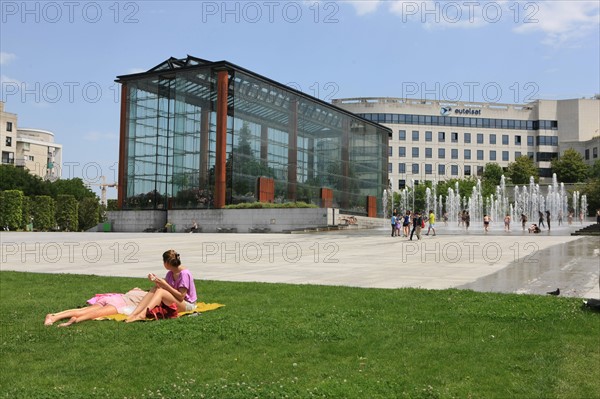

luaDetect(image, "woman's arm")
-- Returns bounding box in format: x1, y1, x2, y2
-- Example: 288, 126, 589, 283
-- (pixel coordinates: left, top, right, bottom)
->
152, 276, 187, 302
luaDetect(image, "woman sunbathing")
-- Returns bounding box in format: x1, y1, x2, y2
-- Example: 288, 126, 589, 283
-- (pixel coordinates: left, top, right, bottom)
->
44, 288, 147, 327
126, 249, 197, 323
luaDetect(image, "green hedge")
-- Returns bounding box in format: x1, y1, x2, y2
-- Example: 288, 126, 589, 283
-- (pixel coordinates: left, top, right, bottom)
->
32, 196, 55, 231
21, 196, 32, 230
0, 190, 24, 230
56, 194, 78, 231
224, 201, 318, 209
79, 197, 100, 231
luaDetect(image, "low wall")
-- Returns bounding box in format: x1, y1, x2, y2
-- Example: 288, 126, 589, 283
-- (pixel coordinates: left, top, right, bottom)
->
107, 208, 337, 233
106, 210, 167, 233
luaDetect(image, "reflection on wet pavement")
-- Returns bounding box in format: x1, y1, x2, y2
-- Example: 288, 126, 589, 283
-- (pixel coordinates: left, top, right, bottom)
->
459, 236, 600, 297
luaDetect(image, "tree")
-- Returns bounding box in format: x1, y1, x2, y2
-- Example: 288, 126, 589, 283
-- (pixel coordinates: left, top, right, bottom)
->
591, 160, 600, 179
50, 178, 97, 201
506, 156, 538, 185
481, 163, 504, 198
0, 165, 52, 196
551, 148, 590, 183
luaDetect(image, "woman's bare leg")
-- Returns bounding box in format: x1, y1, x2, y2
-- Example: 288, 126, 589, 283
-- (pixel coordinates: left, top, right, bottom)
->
45, 305, 104, 326
126, 288, 181, 322
124, 288, 157, 322
58, 305, 118, 327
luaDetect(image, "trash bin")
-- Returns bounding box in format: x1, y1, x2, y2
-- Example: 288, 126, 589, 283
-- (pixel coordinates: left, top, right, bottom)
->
171, 224, 176, 233
26, 223, 33, 232
103, 222, 112, 232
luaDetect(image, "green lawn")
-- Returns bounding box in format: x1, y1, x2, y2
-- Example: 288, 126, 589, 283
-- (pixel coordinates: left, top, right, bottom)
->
1, 271, 598, 398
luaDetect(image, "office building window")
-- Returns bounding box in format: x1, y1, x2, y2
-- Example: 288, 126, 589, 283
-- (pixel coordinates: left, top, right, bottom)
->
515, 135, 522, 145
438, 164, 445, 175
464, 165, 471, 176
425, 148, 432, 158
585, 149, 590, 160
502, 135, 509, 145
399, 163, 406, 173
515, 151, 522, 159
451, 132, 458, 143
477, 166, 484, 176
451, 165, 458, 176
5, 136, 11, 147
594, 147, 598, 158
490, 150, 496, 161
477, 150, 484, 160
412, 147, 419, 158
425, 164, 433, 175
425, 131, 432, 142
399, 179, 406, 189
389, 146, 393, 156
464, 133, 471, 143
528, 151, 534, 160
399, 147, 406, 157
527, 136, 534, 146
438, 148, 445, 159
490, 134, 496, 145
464, 149, 471, 160
438, 132, 445, 142
477, 133, 484, 144
6, 122, 13, 132
502, 151, 509, 161
451, 149, 458, 159
388, 163, 392, 173
412, 163, 419, 174
399, 130, 406, 140
412, 130, 419, 141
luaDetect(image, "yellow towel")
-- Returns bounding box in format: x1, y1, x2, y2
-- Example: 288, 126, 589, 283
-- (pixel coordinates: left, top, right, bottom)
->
95, 302, 225, 322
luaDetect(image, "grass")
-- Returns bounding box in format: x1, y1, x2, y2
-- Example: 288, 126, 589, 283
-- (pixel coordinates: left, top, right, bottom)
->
1, 271, 599, 399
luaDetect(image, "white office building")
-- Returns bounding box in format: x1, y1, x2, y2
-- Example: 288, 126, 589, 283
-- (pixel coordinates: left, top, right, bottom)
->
0, 102, 62, 180
333, 97, 600, 190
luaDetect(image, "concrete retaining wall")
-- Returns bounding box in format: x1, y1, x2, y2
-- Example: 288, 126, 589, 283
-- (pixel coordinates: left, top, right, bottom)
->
107, 208, 337, 233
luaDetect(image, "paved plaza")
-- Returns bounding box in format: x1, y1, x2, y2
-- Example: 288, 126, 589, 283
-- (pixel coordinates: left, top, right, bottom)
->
1, 224, 599, 298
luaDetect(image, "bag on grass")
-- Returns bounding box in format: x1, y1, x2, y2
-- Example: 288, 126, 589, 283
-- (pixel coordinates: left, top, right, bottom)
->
146, 301, 179, 320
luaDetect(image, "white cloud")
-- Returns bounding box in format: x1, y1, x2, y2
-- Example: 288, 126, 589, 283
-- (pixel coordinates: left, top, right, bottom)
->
0, 52, 16, 65
84, 132, 118, 142
348, 0, 381, 16
513, 2, 600, 47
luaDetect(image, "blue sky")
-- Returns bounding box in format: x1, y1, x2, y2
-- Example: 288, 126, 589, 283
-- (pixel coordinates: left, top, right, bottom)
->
1, 0, 599, 198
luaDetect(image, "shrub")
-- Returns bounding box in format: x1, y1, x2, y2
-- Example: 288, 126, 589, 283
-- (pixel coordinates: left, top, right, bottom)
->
0, 190, 24, 230
56, 194, 78, 231
21, 196, 32, 229
79, 197, 100, 231
31, 196, 55, 231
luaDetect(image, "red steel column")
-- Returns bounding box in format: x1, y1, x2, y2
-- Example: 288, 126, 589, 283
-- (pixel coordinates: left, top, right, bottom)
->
199, 108, 210, 187
117, 83, 128, 209
287, 99, 298, 201
214, 70, 229, 208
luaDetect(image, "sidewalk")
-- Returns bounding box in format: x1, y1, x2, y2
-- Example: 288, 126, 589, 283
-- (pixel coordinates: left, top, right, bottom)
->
1, 227, 598, 298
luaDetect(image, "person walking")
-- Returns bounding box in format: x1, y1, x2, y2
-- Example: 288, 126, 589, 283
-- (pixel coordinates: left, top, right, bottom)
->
483, 214, 491, 233
546, 210, 551, 231
538, 211, 545, 228
402, 210, 411, 237
464, 211, 470, 230
504, 214, 511, 232
425, 210, 436, 236
520, 213, 528, 231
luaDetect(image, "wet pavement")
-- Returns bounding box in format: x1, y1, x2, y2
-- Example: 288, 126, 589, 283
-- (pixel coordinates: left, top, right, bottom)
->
1, 223, 598, 298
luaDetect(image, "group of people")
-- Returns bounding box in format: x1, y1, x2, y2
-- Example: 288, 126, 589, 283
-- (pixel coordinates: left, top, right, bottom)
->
44, 249, 197, 327
391, 209, 436, 240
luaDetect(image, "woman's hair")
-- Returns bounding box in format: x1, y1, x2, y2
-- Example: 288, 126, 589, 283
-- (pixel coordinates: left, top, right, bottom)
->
162, 249, 181, 267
